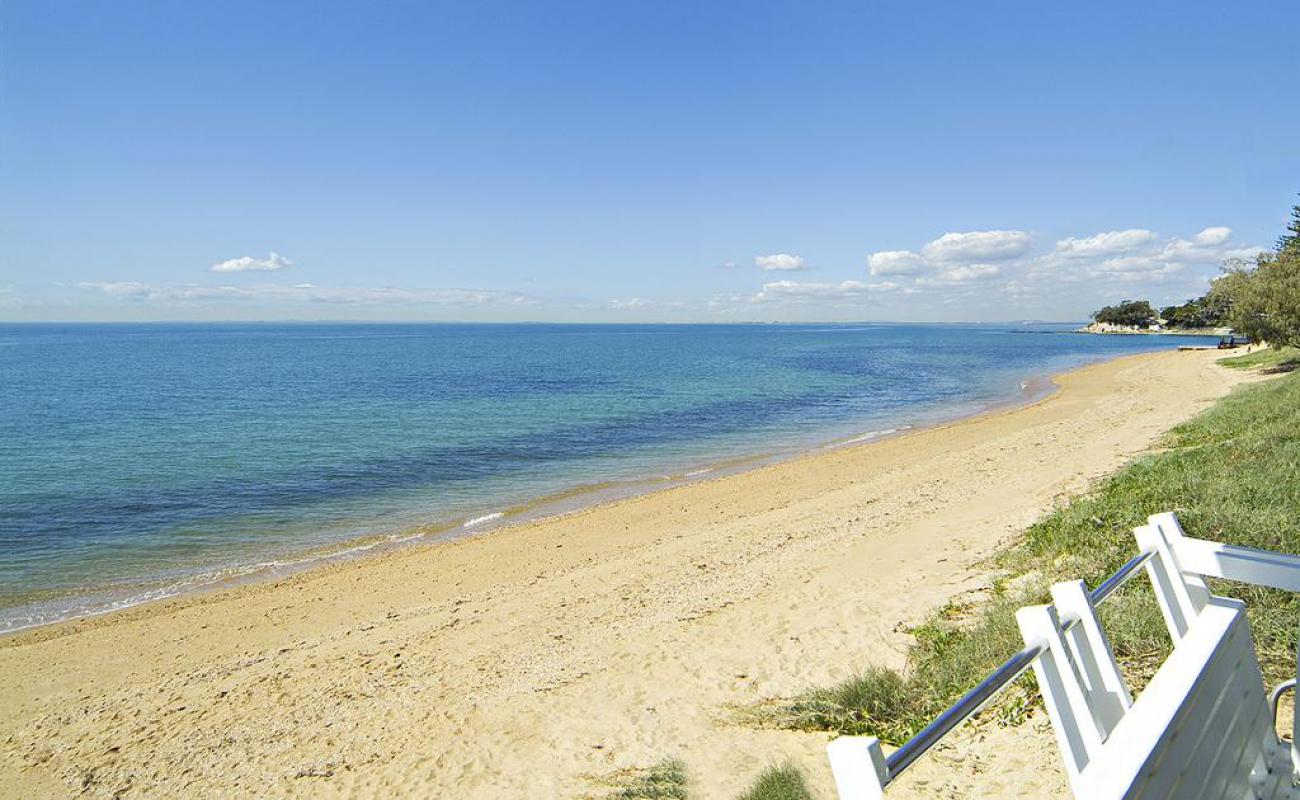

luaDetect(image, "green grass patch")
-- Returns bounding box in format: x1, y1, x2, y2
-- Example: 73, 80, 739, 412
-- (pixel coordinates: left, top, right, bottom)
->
606, 759, 689, 799
736, 765, 814, 800
749, 369, 1300, 743
1219, 345, 1300, 372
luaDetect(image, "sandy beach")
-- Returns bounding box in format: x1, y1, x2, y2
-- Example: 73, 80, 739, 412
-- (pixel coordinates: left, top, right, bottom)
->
0, 348, 1255, 799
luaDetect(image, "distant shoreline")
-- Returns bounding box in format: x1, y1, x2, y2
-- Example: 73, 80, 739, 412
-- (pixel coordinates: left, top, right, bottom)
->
1075, 322, 1226, 336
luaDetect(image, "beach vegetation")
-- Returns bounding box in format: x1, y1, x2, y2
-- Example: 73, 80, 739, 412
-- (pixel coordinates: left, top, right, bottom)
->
735, 764, 814, 800
745, 363, 1300, 744
1278, 198, 1300, 255
1220, 345, 1300, 373
606, 759, 689, 799
1211, 251, 1300, 351
1205, 199, 1300, 349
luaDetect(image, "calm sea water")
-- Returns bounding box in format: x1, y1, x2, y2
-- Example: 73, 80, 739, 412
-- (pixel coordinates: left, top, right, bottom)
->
0, 322, 1216, 631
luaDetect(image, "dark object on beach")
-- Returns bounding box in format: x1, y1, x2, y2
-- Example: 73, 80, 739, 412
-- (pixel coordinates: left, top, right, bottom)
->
1262, 359, 1300, 374
1218, 335, 1253, 349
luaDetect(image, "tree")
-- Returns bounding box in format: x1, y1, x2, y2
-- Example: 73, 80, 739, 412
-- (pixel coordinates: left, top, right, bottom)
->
1213, 243, 1300, 350
1200, 288, 1233, 327
1093, 299, 1158, 327
1278, 198, 1300, 256
1158, 295, 1230, 329
1097, 197, 1299, 342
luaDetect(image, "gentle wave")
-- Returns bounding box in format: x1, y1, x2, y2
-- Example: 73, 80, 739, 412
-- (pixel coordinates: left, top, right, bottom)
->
0, 524, 455, 634
837, 425, 913, 446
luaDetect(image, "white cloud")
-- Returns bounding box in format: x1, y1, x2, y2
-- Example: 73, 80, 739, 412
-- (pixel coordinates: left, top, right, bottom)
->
931, 264, 1003, 283
210, 251, 294, 273
867, 250, 930, 276
1192, 226, 1232, 246
1158, 235, 1259, 263
1054, 229, 1157, 258
755, 253, 807, 271
77, 282, 539, 307
921, 230, 1031, 262
852, 223, 1264, 317
751, 279, 899, 303
78, 282, 246, 300
1092, 256, 1169, 274
865, 230, 1028, 282
1031, 225, 1264, 284
606, 297, 688, 312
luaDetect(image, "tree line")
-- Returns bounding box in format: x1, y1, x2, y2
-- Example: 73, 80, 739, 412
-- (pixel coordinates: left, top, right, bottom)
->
1091, 295, 1229, 329
1210, 200, 1300, 348
1092, 198, 1300, 348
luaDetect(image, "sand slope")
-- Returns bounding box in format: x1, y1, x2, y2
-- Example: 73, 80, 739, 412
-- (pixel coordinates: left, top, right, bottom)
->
0, 349, 1253, 799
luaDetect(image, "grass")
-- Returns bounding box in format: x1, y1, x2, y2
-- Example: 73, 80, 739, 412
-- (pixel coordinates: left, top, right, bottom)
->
1220, 345, 1300, 373
606, 759, 689, 800
602, 760, 814, 800
736, 765, 814, 800
747, 363, 1300, 744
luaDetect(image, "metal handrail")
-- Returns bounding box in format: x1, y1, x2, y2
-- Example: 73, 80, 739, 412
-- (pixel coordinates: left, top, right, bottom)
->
1270, 678, 1296, 731
882, 548, 1157, 784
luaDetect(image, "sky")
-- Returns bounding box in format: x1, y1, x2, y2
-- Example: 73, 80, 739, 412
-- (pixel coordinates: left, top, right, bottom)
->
2, 1, 1298, 323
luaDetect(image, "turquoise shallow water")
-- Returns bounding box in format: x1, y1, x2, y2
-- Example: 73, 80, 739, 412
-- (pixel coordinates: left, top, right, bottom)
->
0, 322, 1216, 631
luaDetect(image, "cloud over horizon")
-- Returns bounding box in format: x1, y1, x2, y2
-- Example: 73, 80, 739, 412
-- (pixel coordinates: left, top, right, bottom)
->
742, 224, 1269, 319
751, 279, 901, 303
13, 223, 1263, 323
77, 281, 539, 308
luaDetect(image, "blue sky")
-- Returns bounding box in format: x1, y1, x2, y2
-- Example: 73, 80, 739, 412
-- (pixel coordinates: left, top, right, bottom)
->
2, 1, 1297, 322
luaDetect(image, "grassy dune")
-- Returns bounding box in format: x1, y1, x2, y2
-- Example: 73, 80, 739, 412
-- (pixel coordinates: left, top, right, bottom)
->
620, 352, 1296, 798
749, 352, 1300, 750
1219, 346, 1300, 372
600, 352, 1295, 798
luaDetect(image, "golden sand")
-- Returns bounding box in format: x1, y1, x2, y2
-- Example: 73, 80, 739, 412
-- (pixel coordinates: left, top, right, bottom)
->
0, 349, 1254, 798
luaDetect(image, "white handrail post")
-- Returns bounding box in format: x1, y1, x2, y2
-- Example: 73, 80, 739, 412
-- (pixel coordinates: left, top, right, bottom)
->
827, 736, 888, 800
1017, 603, 1105, 793
1148, 512, 1212, 605
1135, 522, 1206, 642
1052, 579, 1132, 736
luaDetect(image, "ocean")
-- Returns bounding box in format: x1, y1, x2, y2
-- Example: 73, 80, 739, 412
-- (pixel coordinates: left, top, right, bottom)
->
0, 322, 1217, 632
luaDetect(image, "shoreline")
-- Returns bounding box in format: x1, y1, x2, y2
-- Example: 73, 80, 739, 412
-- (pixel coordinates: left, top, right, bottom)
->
1074, 325, 1226, 336
0, 357, 1066, 637
0, 348, 1252, 799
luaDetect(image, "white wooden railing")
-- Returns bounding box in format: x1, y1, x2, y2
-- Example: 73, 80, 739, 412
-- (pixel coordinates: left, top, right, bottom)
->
828, 512, 1300, 800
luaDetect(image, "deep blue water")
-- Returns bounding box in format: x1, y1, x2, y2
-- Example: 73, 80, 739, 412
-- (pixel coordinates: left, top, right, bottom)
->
0, 322, 1216, 631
